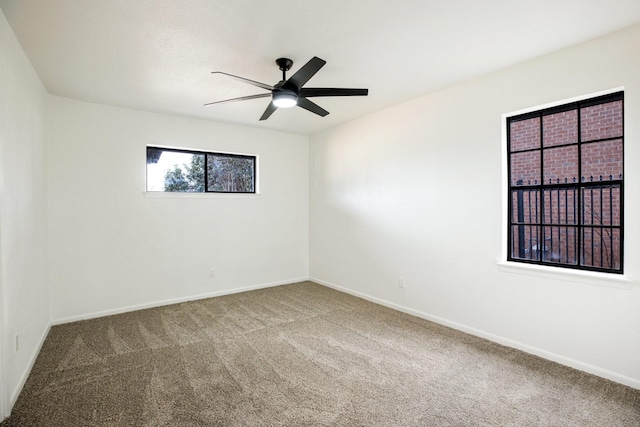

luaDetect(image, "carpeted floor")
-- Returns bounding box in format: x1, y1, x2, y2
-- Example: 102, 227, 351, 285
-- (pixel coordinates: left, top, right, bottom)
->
2, 281, 639, 426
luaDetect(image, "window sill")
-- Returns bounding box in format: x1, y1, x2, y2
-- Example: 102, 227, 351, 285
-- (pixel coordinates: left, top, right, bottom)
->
143, 191, 261, 199
497, 261, 631, 290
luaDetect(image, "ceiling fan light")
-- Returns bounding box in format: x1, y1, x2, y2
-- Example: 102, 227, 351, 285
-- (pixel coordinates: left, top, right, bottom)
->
272, 93, 297, 108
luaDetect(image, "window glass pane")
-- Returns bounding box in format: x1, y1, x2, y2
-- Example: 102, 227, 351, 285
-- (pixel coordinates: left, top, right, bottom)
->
509, 117, 540, 151
510, 151, 540, 186
581, 185, 621, 226
207, 154, 255, 193
146, 148, 204, 192
511, 189, 540, 224
543, 188, 577, 225
581, 227, 621, 270
542, 145, 578, 185
542, 226, 577, 265
543, 109, 577, 147
580, 100, 623, 142
510, 225, 541, 260
581, 139, 622, 182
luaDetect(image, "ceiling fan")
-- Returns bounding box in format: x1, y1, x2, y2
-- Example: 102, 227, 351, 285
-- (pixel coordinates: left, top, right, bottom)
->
205, 56, 368, 121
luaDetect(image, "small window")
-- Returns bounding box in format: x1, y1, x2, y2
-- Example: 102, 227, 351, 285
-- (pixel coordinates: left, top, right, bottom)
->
507, 92, 623, 273
146, 146, 256, 193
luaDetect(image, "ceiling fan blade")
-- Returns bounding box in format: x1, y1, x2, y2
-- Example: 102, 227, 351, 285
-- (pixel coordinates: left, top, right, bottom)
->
259, 102, 278, 121
299, 88, 368, 97
283, 56, 326, 90
211, 71, 273, 91
297, 97, 329, 117
204, 93, 271, 106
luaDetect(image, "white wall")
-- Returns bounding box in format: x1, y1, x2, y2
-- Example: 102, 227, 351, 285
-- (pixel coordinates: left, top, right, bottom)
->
1, 10, 638, 423
309, 24, 640, 388
47, 97, 309, 322
0, 8, 50, 414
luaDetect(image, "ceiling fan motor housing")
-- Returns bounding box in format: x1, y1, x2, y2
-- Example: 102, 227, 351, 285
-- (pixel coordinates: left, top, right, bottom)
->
272, 84, 298, 108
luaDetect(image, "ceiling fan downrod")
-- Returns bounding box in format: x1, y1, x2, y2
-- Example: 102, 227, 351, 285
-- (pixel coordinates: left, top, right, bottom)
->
275, 58, 293, 81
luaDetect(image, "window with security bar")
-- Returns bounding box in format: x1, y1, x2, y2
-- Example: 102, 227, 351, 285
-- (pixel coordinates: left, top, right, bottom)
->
507, 92, 623, 273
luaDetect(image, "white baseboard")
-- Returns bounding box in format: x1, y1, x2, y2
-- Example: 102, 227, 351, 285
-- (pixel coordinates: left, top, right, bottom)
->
10, 322, 51, 408
310, 277, 640, 390
51, 277, 310, 326
14, 273, 637, 422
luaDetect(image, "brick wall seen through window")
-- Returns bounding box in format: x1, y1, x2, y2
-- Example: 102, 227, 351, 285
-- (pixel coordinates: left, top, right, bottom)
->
507, 92, 623, 273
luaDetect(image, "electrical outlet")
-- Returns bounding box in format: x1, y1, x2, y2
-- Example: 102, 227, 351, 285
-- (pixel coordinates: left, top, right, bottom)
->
398, 276, 405, 289
209, 268, 216, 278
15, 334, 19, 353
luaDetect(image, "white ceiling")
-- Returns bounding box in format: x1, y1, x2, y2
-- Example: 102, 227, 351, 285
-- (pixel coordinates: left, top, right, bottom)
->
2, 0, 640, 136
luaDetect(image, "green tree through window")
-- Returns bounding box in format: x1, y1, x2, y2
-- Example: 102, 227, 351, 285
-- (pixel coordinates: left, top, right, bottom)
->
207, 156, 254, 192
164, 154, 204, 192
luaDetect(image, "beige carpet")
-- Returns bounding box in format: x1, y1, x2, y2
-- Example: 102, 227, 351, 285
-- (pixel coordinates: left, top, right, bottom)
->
2, 281, 638, 426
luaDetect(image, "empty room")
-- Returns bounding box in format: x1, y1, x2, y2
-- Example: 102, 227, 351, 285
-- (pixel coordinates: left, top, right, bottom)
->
1, 0, 639, 425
